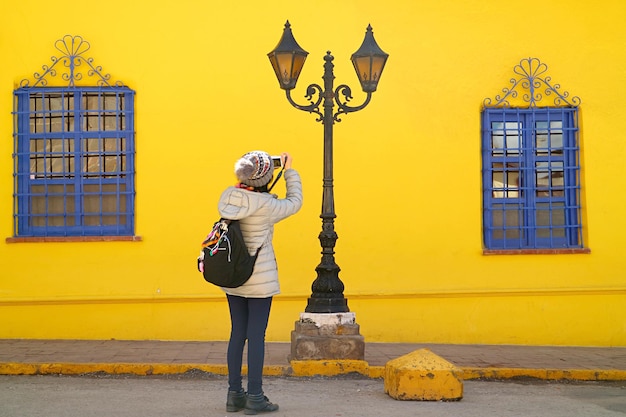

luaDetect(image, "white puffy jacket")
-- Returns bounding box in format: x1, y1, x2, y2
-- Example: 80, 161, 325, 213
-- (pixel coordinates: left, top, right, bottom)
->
217, 169, 303, 298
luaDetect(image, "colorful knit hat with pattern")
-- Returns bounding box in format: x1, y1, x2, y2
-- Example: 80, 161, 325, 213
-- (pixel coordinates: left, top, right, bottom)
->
234, 150, 274, 187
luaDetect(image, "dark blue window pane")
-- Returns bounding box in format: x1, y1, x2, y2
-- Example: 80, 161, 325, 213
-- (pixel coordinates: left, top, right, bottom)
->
482, 108, 582, 249
13, 87, 135, 237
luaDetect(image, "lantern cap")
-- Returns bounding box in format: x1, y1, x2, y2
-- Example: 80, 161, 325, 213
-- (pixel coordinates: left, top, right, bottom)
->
269, 21, 307, 54
267, 20, 309, 90
351, 24, 389, 92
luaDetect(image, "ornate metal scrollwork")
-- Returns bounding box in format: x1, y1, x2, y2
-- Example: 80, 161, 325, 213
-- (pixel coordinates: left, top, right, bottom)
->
286, 51, 374, 124
334, 84, 372, 122
19, 35, 123, 88
287, 82, 373, 123
286, 84, 324, 121
483, 57, 581, 108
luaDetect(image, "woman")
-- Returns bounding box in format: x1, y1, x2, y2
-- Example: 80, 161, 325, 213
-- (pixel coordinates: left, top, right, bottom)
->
217, 150, 303, 414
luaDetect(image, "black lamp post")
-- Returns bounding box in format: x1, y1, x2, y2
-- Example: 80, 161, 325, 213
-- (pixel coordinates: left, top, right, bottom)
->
268, 21, 389, 314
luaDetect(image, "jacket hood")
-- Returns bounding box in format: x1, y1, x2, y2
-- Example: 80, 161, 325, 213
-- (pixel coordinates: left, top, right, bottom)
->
218, 186, 276, 220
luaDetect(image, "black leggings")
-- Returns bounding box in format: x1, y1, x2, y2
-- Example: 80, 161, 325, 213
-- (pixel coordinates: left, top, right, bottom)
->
226, 294, 273, 395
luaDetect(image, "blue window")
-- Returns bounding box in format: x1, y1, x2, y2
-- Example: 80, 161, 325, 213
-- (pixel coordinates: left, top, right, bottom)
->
12, 87, 136, 237
481, 107, 582, 249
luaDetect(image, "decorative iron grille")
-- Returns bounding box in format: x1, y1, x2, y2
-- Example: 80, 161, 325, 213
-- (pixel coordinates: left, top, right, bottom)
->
483, 57, 581, 108
19, 35, 123, 88
481, 58, 583, 250
13, 35, 135, 237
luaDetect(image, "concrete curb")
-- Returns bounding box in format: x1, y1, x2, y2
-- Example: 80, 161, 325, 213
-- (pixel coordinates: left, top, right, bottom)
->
1, 362, 626, 381
461, 367, 626, 381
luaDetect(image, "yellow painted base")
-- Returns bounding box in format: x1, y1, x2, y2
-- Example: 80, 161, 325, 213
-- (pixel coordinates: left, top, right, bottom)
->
384, 348, 463, 401
290, 360, 369, 377
1, 361, 625, 382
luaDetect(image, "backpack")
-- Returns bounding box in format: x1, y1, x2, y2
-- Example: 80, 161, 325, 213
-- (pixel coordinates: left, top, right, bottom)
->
197, 219, 261, 288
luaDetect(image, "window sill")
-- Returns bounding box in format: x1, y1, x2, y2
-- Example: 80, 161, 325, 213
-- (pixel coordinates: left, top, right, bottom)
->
5, 236, 142, 243
483, 248, 590, 255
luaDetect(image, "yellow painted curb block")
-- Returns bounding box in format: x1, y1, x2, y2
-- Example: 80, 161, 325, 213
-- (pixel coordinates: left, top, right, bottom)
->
0, 362, 232, 376
462, 367, 626, 381
384, 348, 463, 401
0, 363, 39, 375
290, 360, 369, 377
1, 362, 625, 381
367, 365, 385, 379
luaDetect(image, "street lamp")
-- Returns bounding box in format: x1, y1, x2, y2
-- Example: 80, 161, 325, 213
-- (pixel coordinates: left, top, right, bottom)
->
268, 21, 389, 314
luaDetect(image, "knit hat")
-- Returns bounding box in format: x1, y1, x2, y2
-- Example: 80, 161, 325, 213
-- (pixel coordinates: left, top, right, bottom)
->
234, 150, 275, 187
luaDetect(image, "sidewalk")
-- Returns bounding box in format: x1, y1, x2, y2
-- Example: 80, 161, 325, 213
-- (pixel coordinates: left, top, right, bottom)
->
1, 339, 625, 381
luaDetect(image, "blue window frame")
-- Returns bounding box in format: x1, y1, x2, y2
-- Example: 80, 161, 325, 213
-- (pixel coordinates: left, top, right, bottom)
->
12, 86, 136, 237
481, 107, 582, 249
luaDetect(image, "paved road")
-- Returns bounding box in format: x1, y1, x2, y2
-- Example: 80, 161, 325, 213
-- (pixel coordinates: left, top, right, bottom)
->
1, 374, 625, 417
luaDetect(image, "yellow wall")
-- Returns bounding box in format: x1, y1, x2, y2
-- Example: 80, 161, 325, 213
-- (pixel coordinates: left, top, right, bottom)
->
1, 0, 625, 346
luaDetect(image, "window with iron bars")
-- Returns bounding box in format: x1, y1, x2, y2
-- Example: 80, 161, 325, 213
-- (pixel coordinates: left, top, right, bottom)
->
481, 107, 582, 250
12, 87, 135, 237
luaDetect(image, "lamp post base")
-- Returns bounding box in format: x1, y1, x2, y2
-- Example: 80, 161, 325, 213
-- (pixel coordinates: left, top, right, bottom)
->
305, 296, 349, 313
289, 312, 365, 361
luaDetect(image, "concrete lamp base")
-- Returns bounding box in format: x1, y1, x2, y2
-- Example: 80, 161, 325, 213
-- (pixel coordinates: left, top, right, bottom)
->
289, 312, 365, 361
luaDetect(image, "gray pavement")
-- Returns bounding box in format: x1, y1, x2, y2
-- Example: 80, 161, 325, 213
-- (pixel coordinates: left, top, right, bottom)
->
1, 374, 625, 417
1, 339, 626, 416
